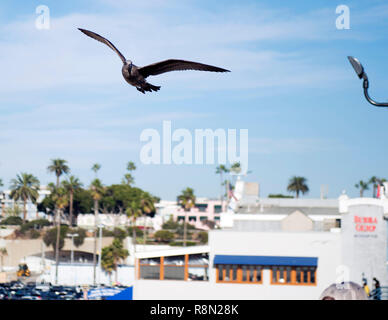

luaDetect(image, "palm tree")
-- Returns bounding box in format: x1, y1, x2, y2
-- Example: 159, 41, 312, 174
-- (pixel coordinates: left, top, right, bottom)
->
90, 178, 104, 285
47, 159, 70, 188
126, 201, 142, 252
62, 176, 83, 226
127, 161, 136, 172
9, 173, 40, 222
51, 186, 69, 284
216, 165, 229, 211
103, 238, 129, 285
140, 194, 156, 247
287, 176, 309, 198
177, 187, 196, 247
369, 176, 378, 198
101, 246, 114, 285
230, 162, 241, 174
122, 161, 136, 185
91, 163, 101, 178
0, 178, 3, 188
355, 180, 369, 197
122, 173, 134, 186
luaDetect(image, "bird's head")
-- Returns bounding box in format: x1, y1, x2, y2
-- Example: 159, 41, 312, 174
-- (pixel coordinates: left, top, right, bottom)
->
126, 60, 133, 66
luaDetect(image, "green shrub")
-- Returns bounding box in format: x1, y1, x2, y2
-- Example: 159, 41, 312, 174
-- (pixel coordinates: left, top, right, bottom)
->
127, 226, 143, 237
20, 219, 51, 233
154, 230, 175, 243
67, 228, 87, 247
0, 216, 23, 225
112, 227, 127, 241
198, 231, 208, 244
169, 241, 196, 247
28, 229, 41, 239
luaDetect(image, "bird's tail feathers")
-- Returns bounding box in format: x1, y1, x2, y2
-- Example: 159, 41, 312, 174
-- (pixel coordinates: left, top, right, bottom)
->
137, 83, 161, 94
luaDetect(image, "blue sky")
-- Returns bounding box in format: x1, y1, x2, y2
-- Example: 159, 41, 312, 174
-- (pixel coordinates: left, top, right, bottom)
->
0, 0, 388, 200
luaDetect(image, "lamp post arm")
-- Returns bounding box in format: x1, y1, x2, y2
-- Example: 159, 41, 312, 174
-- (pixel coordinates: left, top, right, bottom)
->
363, 78, 388, 107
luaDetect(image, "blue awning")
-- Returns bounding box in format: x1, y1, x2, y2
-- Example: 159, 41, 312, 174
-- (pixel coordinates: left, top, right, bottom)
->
214, 255, 318, 267
106, 287, 133, 300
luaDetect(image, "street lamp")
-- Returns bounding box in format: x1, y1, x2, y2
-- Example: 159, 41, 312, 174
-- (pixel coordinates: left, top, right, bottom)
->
347, 56, 388, 107
67, 233, 79, 265
97, 224, 104, 287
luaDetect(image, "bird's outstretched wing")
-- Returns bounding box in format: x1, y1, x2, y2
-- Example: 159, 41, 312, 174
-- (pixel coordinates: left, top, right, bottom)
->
78, 28, 126, 64
138, 59, 230, 78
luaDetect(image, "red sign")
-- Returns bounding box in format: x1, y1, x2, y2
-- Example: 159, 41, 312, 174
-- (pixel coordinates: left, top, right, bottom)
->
354, 216, 377, 232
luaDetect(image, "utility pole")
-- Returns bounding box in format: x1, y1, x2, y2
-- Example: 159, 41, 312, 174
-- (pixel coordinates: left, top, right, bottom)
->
55, 208, 60, 285
97, 224, 103, 286
93, 198, 98, 286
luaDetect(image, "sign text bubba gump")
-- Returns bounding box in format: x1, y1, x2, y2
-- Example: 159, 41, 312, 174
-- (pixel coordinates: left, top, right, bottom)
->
354, 216, 378, 232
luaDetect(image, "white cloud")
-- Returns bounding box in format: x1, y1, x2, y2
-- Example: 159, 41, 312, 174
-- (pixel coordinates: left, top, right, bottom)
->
0, 3, 360, 95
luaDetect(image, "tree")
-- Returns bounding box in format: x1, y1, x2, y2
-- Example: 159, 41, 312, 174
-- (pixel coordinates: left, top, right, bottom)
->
101, 246, 114, 284
9, 173, 40, 222
51, 186, 69, 284
91, 163, 101, 178
62, 176, 83, 226
38, 187, 93, 220
126, 201, 142, 251
355, 180, 369, 197
43, 225, 69, 253
216, 165, 229, 211
47, 159, 70, 188
122, 161, 136, 186
68, 227, 87, 247
101, 238, 129, 284
90, 178, 104, 286
140, 194, 156, 246
177, 187, 196, 247
287, 176, 309, 198
230, 162, 241, 175
369, 176, 378, 198
0, 178, 3, 188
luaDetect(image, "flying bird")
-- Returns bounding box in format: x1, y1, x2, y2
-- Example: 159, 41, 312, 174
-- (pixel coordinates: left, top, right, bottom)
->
78, 28, 230, 93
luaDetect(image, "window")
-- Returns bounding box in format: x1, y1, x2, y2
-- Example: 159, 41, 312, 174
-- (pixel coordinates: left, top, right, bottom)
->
216, 264, 263, 284
195, 204, 208, 212
214, 205, 222, 213
188, 253, 209, 281
271, 266, 317, 286
139, 257, 161, 280
139, 254, 209, 281
164, 255, 185, 280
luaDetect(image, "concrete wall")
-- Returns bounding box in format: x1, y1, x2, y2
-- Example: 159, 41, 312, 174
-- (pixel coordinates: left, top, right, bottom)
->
281, 210, 313, 232
1, 237, 114, 269
341, 201, 387, 286
42, 263, 135, 286
134, 230, 342, 300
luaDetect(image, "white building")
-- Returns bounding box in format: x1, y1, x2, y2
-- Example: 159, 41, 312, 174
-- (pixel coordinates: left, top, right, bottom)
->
0, 187, 51, 221
131, 183, 387, 300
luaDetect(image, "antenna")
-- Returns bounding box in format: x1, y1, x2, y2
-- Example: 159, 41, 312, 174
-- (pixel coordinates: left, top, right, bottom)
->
320, 185, 328, 199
